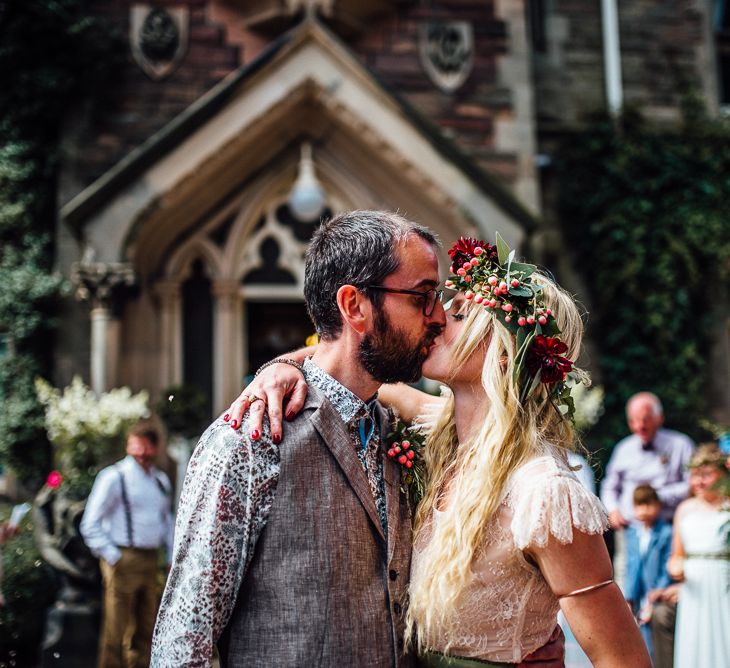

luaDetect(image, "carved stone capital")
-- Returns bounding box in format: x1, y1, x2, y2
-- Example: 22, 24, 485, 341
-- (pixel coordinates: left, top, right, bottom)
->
71, 262, 137, 312
212, 279, 240, 310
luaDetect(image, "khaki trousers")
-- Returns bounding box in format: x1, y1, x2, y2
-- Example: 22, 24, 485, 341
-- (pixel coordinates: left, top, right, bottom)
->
99, 548, 160, 668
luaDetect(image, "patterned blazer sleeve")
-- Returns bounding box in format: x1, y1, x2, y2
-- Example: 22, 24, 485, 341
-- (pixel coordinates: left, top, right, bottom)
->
151, 420, 279, 667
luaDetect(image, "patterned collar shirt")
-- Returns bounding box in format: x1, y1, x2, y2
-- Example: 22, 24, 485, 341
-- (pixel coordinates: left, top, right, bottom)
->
151, 358, 389, 667
80, 455, 174, 566
600, 427, 695, 523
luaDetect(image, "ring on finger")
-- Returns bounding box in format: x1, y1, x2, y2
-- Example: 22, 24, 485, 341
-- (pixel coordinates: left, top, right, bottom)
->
249, 394, 265, 405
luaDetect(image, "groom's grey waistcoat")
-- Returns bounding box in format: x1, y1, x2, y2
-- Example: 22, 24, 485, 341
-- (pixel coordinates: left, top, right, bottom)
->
218, 385, 413, 668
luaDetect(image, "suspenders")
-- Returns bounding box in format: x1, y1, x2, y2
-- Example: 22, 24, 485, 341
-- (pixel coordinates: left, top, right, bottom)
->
116, 467, 134, 547
116, 464, 170, 549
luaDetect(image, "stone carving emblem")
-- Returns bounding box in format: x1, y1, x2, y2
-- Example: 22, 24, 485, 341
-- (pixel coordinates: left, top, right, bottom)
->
419, 21, 474, 93
130, 4, 189, 80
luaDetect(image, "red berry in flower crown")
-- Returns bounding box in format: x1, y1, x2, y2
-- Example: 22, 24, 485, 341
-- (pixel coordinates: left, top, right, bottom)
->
398, 455, 408, 465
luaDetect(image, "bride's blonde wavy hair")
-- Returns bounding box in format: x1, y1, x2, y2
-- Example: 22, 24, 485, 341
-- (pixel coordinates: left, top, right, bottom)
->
405, 271, 585, 653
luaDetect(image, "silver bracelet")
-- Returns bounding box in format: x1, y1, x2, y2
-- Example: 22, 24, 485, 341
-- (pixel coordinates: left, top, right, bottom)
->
254, 357, 305, 378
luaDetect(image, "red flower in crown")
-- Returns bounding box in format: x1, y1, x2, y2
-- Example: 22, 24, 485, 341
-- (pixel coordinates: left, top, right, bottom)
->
526, 335, 574, 384
448, 237, 496, 270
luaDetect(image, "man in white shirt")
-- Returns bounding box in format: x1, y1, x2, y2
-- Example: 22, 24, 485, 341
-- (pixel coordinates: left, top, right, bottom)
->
600, 392, 694, 593
81, 421, 174, 668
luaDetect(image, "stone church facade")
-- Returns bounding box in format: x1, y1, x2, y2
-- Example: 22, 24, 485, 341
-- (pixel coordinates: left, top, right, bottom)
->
56, 0, 729, 419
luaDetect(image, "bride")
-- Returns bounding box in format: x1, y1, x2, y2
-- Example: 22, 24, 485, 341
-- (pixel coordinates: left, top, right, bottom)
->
227, 236, 649, 667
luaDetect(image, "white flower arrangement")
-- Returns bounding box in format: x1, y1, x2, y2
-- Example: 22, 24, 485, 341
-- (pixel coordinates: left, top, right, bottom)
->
35, 376, 149, 497
36, 376, 149, 449
571, 383, 605, 433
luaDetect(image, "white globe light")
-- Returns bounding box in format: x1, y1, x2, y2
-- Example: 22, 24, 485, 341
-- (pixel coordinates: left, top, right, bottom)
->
288, 143, 326, 221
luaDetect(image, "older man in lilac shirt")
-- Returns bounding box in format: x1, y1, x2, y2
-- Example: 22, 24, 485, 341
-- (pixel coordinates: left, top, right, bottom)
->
600, 392, 694, 591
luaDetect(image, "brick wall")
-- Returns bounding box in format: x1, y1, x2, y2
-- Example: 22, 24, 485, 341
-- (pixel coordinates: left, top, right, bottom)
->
352, 1, 518, 184
64, 0, 239, 196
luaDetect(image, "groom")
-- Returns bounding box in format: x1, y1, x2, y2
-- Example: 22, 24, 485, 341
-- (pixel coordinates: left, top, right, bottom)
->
152, 211, 445, 666
152, 210, 562, 666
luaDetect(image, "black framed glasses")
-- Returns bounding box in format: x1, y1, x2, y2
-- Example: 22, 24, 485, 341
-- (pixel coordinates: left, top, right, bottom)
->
363, 286, 444, 317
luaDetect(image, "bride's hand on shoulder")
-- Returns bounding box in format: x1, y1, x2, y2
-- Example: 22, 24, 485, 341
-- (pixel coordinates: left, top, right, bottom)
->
225, 355, 310, 444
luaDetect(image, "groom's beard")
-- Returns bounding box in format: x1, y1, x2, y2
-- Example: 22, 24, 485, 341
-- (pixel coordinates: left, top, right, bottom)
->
359, 310, 442, 384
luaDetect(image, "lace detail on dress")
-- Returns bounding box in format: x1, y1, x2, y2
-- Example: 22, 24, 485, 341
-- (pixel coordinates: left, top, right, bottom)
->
507, 455, 608, 550
411, 451, 609, 663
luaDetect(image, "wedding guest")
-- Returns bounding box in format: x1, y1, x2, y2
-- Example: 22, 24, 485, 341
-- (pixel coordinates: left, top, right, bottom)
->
81, 421, 174, 668
649, 583, 681, 668
624, 484, 673, 659
600, 393, 694, 589
668, 443, 730, 668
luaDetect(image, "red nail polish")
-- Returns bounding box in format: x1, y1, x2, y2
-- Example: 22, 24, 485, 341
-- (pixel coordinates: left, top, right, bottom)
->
273, 433, 281, 445
223, 414, 230, 422
251, 429, 260, 440
285, 412, 294, 421
231, 420, 238, 429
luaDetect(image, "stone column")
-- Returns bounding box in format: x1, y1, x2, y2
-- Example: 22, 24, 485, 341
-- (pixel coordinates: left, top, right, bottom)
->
212, 279, 242, 414
155, 280, 183, 389
71, 262, 136, 395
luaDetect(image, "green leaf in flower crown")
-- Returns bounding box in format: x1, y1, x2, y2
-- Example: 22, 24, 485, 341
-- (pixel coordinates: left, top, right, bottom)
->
494, 308, 520, 334
542, 317, 560, 336
508, 286, 533, 298
509, 262, 537, 278
514, 328, 535, 383
506, 249, 516, 276
496, 232, 511, 265
520, 369, 542, 403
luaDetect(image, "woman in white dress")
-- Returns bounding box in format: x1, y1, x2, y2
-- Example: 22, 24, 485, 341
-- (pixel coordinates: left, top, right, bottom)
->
668, 444, 730, 668
232, 236, 649, 667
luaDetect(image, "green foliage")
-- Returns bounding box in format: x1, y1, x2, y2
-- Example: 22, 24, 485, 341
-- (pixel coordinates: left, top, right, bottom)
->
0, 356, 52, 491
0, 504, 56, 666
556, 107, 730, 461
157, 384, 211, 439
0, 2, 124, 489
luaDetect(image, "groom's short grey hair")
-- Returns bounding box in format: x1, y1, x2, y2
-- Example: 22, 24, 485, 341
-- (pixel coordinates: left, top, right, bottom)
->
304, 210, 439, 341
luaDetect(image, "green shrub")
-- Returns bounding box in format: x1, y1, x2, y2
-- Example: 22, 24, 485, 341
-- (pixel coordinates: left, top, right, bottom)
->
0, 505, 56, 667
556, 106, 730, 465
0, 1, 124, 490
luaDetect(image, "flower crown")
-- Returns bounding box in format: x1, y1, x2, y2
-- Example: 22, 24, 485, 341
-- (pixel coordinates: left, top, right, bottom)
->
445, 233, 578, 418
688, 444, 728, 471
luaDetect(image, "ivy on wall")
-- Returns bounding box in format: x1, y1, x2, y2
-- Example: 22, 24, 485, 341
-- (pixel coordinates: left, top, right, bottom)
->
555, 104, 730, 462
0, 2, 124, 489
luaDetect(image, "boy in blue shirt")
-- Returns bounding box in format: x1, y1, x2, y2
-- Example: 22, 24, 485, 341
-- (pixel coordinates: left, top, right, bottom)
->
624, 484, 673, 659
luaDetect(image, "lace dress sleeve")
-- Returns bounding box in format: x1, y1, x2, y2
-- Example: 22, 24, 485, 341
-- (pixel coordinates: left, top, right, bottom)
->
509, 460, 608, 550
